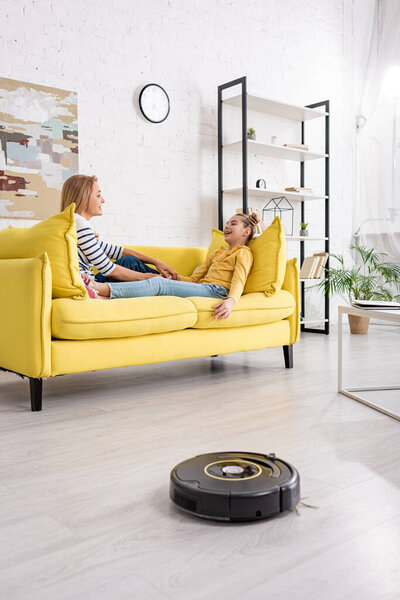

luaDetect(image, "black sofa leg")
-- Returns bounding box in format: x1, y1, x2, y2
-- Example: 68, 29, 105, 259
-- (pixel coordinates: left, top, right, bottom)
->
283, 345, 293, 369
29, 378, 42, 412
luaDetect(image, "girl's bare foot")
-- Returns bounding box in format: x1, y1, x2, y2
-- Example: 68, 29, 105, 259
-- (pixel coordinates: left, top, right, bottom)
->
92, 281, 111, 297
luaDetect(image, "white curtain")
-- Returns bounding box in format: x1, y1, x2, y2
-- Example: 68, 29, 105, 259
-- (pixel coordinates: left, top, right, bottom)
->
355, 0, 400, 261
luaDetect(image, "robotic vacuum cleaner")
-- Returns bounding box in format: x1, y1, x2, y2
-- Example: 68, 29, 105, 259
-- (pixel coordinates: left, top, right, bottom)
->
170, 451, 300, 522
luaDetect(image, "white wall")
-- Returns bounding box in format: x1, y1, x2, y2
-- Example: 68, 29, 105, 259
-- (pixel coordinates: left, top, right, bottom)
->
0, 0, 373, 257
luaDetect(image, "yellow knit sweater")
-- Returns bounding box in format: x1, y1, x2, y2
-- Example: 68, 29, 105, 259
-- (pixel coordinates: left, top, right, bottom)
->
180, 245, 253, 302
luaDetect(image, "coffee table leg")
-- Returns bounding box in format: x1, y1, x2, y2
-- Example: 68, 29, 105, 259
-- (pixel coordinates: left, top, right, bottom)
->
337, 306, 400, 421
338, 309, 343, 392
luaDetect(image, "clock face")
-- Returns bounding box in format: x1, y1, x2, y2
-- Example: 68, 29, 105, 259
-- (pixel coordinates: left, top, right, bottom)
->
139, 84, 170, 123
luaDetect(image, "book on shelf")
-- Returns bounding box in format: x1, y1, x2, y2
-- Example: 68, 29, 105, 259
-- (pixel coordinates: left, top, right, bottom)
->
312, 252, 329, 278
352, 299, 400, 310
300, 252, 329, 279
285, 186, 314, 193
299, 256, 318, 279
283, 143, 309, 151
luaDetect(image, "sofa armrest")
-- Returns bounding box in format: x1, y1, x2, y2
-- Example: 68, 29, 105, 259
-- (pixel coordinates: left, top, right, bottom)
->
281, 258, 300, 345
0, 254, 52, 378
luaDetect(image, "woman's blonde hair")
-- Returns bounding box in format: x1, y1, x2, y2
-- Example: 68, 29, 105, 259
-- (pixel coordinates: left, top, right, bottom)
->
236, 212, 261, 243
61, 174, 98, 213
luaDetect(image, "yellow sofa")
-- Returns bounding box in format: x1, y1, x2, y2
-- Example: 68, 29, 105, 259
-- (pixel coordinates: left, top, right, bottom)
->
0, 244, 299, 411
0, 205, 299, 411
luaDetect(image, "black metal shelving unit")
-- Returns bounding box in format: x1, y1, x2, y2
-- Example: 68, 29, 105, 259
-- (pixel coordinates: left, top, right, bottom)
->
300, 99, 330, 334
217, 76, 330, 334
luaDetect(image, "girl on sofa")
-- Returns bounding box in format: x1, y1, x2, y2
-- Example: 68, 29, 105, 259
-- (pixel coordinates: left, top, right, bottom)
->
61, 174, 178, 283
90, 212, 260, 320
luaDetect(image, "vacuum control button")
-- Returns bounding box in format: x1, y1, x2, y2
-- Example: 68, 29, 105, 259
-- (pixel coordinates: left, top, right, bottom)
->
222, 465, 244, 475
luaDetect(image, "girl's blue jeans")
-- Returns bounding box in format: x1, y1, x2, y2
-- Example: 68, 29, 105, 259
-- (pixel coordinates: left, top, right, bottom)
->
95, 255, 158, 282
108, 277, 229, 300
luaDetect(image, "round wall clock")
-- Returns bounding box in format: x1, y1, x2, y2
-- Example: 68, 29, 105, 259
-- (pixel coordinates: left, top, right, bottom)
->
139, 84, 170, 123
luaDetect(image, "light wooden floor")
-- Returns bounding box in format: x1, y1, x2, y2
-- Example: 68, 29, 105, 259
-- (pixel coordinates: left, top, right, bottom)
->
0, 325, 399, 600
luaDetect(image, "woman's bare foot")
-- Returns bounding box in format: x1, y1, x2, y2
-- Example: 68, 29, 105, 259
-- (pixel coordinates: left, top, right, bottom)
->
92, 281, 111, 297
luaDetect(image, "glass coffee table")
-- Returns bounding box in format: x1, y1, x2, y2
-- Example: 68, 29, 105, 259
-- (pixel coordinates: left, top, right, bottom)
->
338, 305, 400, 421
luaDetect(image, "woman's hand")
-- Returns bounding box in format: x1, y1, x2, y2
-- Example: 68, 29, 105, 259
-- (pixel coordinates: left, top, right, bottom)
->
155, 261, 178, 280
212, 297, 235, 320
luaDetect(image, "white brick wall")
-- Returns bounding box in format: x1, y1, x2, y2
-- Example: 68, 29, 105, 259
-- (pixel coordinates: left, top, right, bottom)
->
0, 0, 373, 260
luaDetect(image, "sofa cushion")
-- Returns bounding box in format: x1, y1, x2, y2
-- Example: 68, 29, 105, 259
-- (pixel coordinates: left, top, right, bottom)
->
52, 296, 197, 340
0, 204, 87, 300
206, 218, 286, 296
188, 290, 295, 329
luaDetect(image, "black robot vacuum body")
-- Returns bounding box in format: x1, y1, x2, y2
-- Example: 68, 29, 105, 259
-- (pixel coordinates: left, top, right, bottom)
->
170, 452, 300, 522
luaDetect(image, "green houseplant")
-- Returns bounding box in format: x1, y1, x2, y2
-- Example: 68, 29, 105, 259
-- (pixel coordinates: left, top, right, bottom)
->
247, 127, 256, 140
313, 245, 400, 333
299, 222, 309, 237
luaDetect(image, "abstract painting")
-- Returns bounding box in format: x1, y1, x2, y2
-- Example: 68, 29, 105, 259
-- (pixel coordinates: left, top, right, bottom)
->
0, 77, 78, 219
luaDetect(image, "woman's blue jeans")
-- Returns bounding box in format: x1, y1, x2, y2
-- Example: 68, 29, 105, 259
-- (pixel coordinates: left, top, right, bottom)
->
108, 277, 229, 300
95, 255, 158, 282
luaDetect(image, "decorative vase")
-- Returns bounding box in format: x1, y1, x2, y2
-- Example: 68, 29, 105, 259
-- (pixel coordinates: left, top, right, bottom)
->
299, 229, 309, 237
348, 314, 370, 334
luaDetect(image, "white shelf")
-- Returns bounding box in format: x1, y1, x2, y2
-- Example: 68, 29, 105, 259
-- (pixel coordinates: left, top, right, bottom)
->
287, 236, 329, 241
223, 187, 326, 202
301, 319, 329, 325
300, 278, 323, 282
224, 140, 327, 162
223, 94, 328, 121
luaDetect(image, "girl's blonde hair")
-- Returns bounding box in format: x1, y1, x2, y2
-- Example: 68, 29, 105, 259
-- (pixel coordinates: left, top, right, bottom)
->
61, 174, 98, 213
236, 212, 261, 243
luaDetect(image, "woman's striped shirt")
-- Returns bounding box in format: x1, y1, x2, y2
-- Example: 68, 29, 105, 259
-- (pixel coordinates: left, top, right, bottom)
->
74, 213, 123, 276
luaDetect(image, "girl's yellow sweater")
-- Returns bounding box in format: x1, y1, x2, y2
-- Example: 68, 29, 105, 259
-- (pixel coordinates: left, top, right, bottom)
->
180, 245, 253, 302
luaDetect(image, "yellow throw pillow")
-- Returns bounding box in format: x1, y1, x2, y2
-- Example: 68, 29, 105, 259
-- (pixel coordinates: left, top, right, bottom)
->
206, 228, 228, 257
0, 204, 87, 299
244, 216, 286, 296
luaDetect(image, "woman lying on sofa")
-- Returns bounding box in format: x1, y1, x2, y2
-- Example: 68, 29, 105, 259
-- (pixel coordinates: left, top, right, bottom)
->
90, 212, 260, 320
61, 174, 178, 283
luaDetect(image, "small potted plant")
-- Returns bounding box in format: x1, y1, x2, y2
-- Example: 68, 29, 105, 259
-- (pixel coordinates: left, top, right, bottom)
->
247, 127, 256, 140
299, 222, 309, 237
312, 245, 400, 334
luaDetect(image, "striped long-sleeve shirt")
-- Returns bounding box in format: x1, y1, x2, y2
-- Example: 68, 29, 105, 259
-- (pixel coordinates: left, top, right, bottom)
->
74, 213, 123, 276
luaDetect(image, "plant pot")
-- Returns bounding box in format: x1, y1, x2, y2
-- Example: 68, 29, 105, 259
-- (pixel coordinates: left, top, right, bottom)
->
348, 314, 370, 334
299, 230, 309, 237
247, 133, 256, 140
